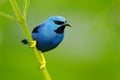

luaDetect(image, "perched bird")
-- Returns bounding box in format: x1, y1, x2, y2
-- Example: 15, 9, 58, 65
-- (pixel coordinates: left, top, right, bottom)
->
22, 16, 71, 52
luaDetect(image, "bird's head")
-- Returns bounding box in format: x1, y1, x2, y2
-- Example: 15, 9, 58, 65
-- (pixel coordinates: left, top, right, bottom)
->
46, 16, 71, 34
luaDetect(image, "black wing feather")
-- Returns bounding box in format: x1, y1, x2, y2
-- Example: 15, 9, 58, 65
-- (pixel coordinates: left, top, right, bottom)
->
32, 26, 40, 33
32, 23, 45, 33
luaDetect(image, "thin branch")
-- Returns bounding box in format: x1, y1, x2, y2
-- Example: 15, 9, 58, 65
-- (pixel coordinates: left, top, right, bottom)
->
9, 0, 32, 41
9, 0, 23, 22
23, 0, 30, 21
8, 0, 52, 80
0, 11, 16, 21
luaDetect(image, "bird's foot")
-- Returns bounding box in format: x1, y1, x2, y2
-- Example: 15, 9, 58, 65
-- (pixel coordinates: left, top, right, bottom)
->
40, 53, 46, 69
30, 40, 36, 48
40, 60, 46, 69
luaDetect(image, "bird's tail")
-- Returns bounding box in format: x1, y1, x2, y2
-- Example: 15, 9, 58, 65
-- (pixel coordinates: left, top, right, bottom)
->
21, 39, 28, 44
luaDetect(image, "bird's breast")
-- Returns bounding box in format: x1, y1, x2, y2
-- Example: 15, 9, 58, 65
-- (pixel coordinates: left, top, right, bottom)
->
32, 30, 64, 52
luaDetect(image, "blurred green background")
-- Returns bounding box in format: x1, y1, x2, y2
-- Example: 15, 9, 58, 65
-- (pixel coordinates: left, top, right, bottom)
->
0, 0, 120, 80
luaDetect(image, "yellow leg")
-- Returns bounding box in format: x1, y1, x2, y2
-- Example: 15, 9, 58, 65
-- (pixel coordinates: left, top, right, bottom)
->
30, 40, 36, 48
29, 40, 46, 69
40, 52, 46, 69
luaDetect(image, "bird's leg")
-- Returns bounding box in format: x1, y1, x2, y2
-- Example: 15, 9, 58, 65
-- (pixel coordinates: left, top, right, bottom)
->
40, 52, 46, 69
29, 40, 46, 69
29, 40, 36, 48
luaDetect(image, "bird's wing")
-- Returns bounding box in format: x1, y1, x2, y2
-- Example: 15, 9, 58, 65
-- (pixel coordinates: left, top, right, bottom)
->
32, 23, 45, 33
32, 26, 40, 33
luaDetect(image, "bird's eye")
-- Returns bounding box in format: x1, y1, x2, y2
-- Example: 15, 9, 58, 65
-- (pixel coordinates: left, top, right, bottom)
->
54, 20, 64, 25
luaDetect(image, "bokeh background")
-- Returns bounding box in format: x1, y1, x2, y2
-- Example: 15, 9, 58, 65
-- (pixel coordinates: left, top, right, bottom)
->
0, 0, 120, 80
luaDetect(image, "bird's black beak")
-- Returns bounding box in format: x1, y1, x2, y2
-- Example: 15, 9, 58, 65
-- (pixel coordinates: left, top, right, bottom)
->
62, 23, 72, 27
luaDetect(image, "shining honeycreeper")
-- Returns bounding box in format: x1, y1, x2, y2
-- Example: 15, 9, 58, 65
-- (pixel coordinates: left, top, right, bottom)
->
21, 16, 71, 52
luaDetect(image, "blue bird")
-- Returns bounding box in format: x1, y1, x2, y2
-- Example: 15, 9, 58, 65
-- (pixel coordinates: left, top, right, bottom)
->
21, 16, 71, 52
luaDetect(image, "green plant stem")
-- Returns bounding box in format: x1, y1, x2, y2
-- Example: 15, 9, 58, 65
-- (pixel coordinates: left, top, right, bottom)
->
23, 0, 30, 21
9, 0, 51, 80
0, 11, 16, 21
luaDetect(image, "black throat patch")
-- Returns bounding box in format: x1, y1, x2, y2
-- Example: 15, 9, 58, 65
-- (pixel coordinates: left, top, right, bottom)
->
54, 25, 66, 34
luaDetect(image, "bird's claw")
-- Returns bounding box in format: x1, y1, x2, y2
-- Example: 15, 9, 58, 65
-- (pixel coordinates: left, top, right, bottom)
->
40, 53, 46, 69
30, 40, 36, 48
40, 61, 46, 69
